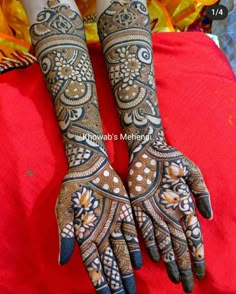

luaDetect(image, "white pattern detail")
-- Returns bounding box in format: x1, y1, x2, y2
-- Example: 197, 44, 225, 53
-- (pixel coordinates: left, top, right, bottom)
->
120, 204, 133, 222
61, 223, 74, 238
103, 184, 109, 190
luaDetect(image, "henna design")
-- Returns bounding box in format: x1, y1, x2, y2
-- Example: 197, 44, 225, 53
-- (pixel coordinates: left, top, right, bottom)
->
31, 0, 107, 163
98, 1, 213, 292
29, 1, 142, 293
127, 139, 212, 292
98, 0, 161, 153
57, 162, 141, 293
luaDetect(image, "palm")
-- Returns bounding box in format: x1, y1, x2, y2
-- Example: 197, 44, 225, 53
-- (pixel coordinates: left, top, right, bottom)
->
128, 134, 212, 293
56, 156, 142, 294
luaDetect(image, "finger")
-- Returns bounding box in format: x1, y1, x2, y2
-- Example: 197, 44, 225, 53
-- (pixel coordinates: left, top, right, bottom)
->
133, 205, 160, 262
81, 242, 111, 294
153, 219, 180, 284
183, 212, 205, 280
168, 223, 194, 293
120, 204, 142, 269
55, 197, 75, 265
110, 228, 136, 294
170, 180, 206, 280
186, 159, 213, 220
100, 245, 125, 294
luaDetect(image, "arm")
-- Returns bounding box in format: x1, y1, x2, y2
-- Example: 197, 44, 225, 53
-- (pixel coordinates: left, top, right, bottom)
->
21, 1, 142, 293
97, 0, 213, 292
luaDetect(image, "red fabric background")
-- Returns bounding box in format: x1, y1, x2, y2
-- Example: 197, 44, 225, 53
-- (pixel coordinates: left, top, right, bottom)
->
0, 32, 236, 294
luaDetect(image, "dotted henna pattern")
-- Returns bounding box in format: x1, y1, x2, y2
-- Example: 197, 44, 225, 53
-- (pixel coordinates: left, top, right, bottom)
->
30, 1, 142, 293
98, 1, 213, 292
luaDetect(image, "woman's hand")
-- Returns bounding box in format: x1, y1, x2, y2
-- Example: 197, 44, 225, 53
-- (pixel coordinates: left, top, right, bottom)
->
56, 154, 142, 294
128, 130, 213, 293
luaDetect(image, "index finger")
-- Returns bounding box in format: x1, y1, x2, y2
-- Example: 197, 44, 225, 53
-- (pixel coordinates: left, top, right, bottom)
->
55, 196, 75, 265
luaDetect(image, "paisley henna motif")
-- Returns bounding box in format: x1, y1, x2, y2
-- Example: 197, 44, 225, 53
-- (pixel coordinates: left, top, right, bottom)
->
57, 162, 141, 293
98, 0, 162, 153
98, 1, 213, 292
29, 1, 142, 293
128, 142, 211, 290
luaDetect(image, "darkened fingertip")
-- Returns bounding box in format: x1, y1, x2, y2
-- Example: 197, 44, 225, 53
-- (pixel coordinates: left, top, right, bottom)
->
194, 261, 206, 280
96, 286, 111, 294
147, 245, 160, 262
59, 237, 75, 265
123, 274, 136, 294
165, 261, 180, 284
130, 250, 142, 269
180, 270, 194, 293
196, 198, 213, 219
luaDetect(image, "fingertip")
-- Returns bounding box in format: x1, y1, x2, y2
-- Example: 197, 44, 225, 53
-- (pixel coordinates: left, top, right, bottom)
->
122, 274, 136, 294
147, 244, 160, 262
208, 214, 214, 220
165, 261, 180, 284
97, 287, 112, 294
196, 198, 213, 220
194, 261, 206, 280
130, 250, 143, 269
180, 270, 194, 293
59, 237, 75, 265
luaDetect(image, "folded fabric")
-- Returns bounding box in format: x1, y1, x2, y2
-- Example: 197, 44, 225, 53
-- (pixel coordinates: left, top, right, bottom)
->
0, 32, 236, 294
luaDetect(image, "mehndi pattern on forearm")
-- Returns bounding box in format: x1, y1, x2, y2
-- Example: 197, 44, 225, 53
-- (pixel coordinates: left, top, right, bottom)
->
30, 2, 142, 293
98, 1, 212, 292
98, 0, 162, 153
30, 0, 107, 169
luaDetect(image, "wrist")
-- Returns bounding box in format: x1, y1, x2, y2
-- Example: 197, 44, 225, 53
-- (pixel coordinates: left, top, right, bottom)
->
123, 126, 166, 156
63, 137, 108, 171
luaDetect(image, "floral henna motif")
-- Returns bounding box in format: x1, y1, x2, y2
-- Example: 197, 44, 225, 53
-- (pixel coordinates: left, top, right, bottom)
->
72, 187, 99, 240
98, 1, 213, 292
127, 137, 213, 292
29, 1, 142, 293
98, 0, 161, 153
31, 0, 107, 163
57, 161, 142, 293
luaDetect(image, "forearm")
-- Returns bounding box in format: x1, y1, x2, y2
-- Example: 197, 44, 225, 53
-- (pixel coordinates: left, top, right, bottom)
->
21, 0, 107, 170
97, 0, 164, 154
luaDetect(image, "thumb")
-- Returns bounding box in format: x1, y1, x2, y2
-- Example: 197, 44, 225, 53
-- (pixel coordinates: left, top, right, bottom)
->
186, 159, 213, 220
55, 197, 75, 265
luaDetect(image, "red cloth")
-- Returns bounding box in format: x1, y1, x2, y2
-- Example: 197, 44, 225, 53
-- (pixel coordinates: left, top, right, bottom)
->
0, 32, 236, 294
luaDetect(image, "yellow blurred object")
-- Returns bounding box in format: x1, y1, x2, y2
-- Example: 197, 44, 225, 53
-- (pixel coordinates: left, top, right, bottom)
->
158, 0, 218, 30
1, 0, 30, 43
0, 0, 219, 63
0, 32, 31, 61
197, 0, 219, 4
0, 0, 31, 63
0, 4, 12, 36
147, 0, 175, 32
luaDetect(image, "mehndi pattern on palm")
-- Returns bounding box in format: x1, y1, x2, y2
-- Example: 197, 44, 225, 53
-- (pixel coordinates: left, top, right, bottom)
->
57, 159, 141, 293
98, 0, 213, 292
29, 1, 142, 293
